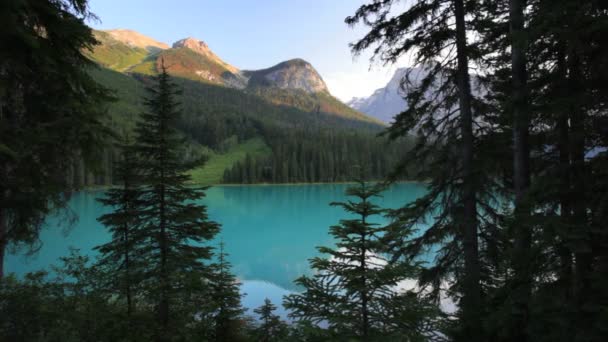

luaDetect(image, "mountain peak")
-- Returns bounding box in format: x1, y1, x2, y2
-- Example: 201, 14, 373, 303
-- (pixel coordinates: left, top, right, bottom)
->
103, 29, 169, 52
172, 37, 210, 53
171, 37, 239, 74
245, 58, 328, 93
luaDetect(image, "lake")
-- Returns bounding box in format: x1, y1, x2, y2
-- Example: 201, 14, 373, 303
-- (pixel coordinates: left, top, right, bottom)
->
6, 183, 428, 317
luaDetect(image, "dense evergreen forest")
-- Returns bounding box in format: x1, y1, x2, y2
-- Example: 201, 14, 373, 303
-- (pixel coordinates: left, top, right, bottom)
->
69, 66, 409, 188
1, 0, 607, 341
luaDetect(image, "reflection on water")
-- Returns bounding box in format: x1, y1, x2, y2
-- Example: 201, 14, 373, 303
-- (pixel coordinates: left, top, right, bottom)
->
6, 183, 427, 314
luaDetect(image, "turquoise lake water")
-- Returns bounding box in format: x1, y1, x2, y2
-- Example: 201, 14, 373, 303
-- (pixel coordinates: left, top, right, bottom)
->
6, 183, 428, 317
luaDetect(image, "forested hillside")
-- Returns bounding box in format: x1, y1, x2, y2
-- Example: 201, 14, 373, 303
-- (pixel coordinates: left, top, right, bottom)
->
72, 62, 407, 187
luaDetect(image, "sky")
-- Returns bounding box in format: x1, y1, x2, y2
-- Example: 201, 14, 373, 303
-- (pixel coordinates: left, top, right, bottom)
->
87, 0, 411, 102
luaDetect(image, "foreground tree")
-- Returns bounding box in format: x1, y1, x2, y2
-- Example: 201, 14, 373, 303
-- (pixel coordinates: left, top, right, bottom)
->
206, 242, 247, 341
346, 1, 501, 340
134, 63, 220, 340
0, 250, 131, 341
254, 298, 289, 342
470, 1, 608, 341
285, 179, 441, 340
507, 0, 533, 339
0, 0, 109, 278
95, 142, 142, 327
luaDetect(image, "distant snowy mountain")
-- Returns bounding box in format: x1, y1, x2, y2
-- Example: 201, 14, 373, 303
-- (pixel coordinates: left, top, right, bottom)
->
348, 67, 485, 124
347, 67, 428, 123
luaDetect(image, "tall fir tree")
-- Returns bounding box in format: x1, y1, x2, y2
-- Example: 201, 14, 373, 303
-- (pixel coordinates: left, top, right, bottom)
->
134, 62, 220, 341
285, 178, 441, 340
95, 140, 143, 327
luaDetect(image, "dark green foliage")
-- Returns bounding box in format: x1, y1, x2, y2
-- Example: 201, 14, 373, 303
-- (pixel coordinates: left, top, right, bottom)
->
95, 142, 143, 321
349, 0, 608, 341
223, 130, 413, 184
347, 1, 497, 340
80, 66, 408, 187
203, 242, 248, 341
133, 64, 220, 340
0, 0, 110, 278
0, 250, 151, 342
472, 1, 608, 341
253, 299, 289, 342
285, 179, 442, 341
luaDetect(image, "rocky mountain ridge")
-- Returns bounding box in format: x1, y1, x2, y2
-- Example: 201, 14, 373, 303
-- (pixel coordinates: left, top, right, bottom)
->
93, 30, 331, 96
103, 29, 169, 52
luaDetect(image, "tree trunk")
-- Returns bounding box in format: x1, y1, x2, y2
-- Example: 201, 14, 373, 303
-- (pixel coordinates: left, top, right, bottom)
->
454, 0, 481, 340
158, 181, 169, 341
555, 48, 575, 340
360, 208, 369, 339
510, 0, 532, 340
124, 221, 133, 317
567, 50, 591, 342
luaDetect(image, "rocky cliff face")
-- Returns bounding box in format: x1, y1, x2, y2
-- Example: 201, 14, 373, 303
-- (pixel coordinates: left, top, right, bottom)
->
244, 59, 328, 93
90, 29, 341, 99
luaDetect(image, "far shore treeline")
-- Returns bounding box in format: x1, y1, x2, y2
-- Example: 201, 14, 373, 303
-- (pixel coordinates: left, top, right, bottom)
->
1, 0, 607, 342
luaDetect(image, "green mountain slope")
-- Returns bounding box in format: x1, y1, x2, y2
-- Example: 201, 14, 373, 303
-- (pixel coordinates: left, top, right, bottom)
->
78, 29, 409, 187
87, 31, 151, 72
188, 138, 270, 185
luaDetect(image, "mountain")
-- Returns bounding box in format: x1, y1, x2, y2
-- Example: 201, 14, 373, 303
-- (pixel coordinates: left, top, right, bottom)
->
159, 37, 248, 88
347, 67, 428, 123
87, 30, 379, 125
103, 29, 169, 52
172, 38, 239, 74
78, 28, 403, 187
87, 30, 151, 72
244, 58, 328, 93
348, 66, 483, 124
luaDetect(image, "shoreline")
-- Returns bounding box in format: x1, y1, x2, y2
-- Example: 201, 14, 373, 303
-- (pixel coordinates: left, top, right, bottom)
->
79, 180, 427, 192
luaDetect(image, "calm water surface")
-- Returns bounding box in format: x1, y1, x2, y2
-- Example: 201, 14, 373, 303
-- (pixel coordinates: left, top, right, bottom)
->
6, 183, 428, 317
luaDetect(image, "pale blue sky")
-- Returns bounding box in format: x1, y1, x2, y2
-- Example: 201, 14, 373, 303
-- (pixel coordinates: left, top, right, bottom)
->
88, 0, 409, 101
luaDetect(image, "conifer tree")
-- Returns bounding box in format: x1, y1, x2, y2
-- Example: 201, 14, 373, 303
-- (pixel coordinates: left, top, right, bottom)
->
285, 178, 441, 340
95, 141, 142, 321
436, 1, 608, 340
207, 241, 246, 342
346, 1, 501, 340
507, 1, 533, 339
134, 62, 220, 341
0, 0, 110, 278
253, 298, 289, 342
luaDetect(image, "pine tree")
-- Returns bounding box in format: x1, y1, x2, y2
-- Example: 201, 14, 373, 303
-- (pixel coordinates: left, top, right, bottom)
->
284, 178, 440, 340
207, 242, 246, 342
346, 1, 499, 340
95, 141, 142, 323
469, 1, 608, 340
253, 298, 288, 342
134, 62, 220, 340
